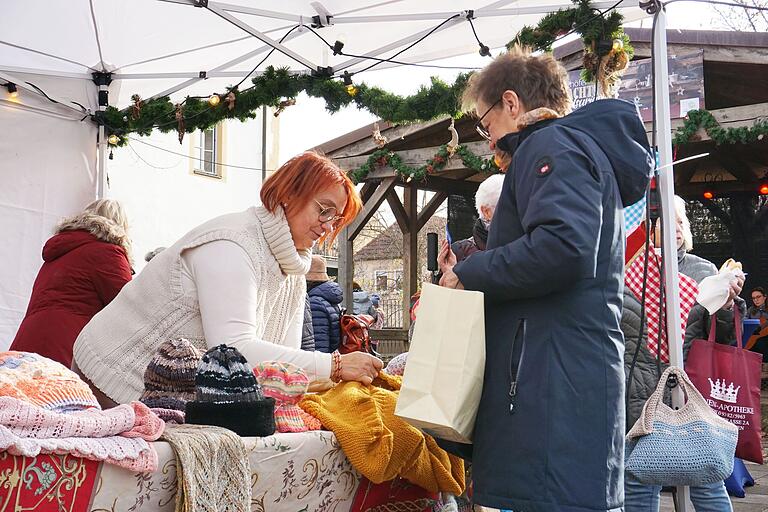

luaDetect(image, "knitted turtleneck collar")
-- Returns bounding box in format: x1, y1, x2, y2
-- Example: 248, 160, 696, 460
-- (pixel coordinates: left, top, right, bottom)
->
254, 205, 312, 275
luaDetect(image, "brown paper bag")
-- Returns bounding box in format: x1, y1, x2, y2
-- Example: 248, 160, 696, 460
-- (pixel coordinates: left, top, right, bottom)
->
395, 283, 485, 443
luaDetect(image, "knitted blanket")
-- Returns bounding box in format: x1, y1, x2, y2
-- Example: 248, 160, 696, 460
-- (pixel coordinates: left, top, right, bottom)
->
161, 424, 251, 512
299, 372, 465, 494
0, 397, 162, 472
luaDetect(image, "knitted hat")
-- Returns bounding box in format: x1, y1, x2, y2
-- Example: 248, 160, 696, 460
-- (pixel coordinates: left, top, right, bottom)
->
185, 345, 275, 437
140, 339, 202, 414
0, 351, 100, 413
253, 362, 318, 433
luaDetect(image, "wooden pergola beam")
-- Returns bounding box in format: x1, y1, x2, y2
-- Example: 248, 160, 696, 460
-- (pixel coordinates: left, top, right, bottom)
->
713, 150, 759, 184
643, 102, 768, 144
417, 191, 449, 232
386, 189, 409, 233
402, 186, 418, 329
359, 181, 379, 203
338, 225, 354, 312
330, 117, 449, 158
334, 140, 492, 174
347, 176, 398, 241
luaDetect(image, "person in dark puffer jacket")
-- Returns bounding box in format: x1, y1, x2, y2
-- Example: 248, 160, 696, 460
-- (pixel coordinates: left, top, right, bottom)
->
306, 256, 342, 353
301, 296, 315, 351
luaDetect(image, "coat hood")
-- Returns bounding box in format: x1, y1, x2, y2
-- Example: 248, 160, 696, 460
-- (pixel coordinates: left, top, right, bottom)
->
309, 281, 343, 305
43, 212, 133, 266
42, 230, 102, 261
497, 99, 653, 207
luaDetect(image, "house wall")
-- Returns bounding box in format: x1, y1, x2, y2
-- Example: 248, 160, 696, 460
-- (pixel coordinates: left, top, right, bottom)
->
107, 113, 279, 272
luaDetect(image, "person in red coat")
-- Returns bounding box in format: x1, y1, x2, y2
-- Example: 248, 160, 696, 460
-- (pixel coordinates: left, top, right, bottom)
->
10, 199, 133, 367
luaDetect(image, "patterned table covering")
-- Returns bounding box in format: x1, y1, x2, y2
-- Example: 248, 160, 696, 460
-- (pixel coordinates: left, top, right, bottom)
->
87, 430, 361, 512
0, 451, 101, 512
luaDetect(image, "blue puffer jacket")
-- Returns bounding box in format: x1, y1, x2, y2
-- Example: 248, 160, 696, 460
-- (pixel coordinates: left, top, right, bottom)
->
308, 281, 343, 353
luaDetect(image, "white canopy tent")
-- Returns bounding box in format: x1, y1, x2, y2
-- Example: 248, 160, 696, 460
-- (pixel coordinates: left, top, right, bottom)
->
0, 1, 696, 506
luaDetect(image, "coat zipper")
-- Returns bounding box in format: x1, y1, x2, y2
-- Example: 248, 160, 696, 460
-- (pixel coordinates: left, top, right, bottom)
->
508, 319, 527, 414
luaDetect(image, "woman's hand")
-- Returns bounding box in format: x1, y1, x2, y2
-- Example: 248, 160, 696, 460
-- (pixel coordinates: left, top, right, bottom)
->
437, 240, 457, 274
723, 274, 745, 311
439, 269, 464, 290
338, 352, 383, 385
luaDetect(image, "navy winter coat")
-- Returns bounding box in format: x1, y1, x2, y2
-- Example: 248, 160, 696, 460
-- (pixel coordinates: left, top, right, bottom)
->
308, 281, 343, 353
446, 100, 653, 512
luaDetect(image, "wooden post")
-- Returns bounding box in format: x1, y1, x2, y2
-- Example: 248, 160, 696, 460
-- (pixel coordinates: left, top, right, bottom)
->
338, 225, 354, 313
402, 185, 418, 330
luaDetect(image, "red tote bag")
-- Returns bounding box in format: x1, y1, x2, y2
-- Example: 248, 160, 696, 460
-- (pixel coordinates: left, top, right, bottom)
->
685, 309, 764, 464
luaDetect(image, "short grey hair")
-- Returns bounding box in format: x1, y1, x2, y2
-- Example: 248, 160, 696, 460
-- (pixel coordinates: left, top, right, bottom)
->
475, 174, 505, 215
674, 195, 693, 252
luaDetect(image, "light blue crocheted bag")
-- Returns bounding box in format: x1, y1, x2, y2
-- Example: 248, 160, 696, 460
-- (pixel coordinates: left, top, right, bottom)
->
625, 367, 738, 486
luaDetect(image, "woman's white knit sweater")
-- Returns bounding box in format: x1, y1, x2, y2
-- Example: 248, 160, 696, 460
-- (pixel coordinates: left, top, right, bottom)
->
73, 206, 332, 404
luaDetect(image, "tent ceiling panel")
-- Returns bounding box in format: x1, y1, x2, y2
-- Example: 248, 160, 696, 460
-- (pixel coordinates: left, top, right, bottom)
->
1, 0, 645, 108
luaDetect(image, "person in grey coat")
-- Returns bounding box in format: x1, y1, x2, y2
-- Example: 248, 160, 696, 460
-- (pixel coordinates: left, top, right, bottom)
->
438, 47, 653, 512
623, 195, 744, 511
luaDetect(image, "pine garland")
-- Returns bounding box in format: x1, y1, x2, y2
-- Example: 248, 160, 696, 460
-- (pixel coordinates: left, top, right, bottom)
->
672, 109, 768, 146
510, 0, 633, 84
103, 67, 471, 146
348, 144, 499, 184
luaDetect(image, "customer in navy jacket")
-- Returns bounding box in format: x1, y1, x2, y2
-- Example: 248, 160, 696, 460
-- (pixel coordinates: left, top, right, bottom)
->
438, 46, 653, 512
306, 256, 342, 353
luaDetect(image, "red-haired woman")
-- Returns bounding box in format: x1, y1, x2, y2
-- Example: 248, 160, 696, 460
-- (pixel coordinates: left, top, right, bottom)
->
72, 152, 382, 408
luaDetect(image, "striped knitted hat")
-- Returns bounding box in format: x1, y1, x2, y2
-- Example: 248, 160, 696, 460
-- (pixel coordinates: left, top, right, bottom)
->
140, 339, 202, 413
194, 345, 264, 402
185, 345, 275, 437
253, 362, 318, 433
0, 351, 100, 413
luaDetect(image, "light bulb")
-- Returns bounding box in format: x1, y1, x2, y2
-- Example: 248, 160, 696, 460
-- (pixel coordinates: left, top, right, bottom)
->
612, 39, 624, 51
107, 134, 119, 145
208, 94, 221, 107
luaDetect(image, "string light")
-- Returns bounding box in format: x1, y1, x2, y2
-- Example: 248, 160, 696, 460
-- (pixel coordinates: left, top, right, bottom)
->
107, 134, 119, 145
342, 71, 357, 96
759, 184, 768, 195
208, 94, 221, 107
703, 190, 714, 200
4, 82, 18, 98
612, 38, 624, 51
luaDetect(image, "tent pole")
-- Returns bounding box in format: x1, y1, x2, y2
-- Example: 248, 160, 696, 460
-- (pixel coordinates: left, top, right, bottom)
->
97, 124, 106, 199
653, 5, 691, 510
93, 72, 112, 199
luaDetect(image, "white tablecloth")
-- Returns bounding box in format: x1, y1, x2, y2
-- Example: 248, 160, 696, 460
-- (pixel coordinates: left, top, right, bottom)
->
89, 431, 362, 512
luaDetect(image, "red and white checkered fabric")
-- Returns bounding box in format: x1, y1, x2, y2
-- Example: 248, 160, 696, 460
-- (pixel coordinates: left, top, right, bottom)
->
625, 248, 699, 363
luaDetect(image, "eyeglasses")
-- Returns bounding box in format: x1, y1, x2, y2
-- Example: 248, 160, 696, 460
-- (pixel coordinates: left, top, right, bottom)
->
475, 99, 501, 141
315, 200, 342, 224
752, 295, 765, 300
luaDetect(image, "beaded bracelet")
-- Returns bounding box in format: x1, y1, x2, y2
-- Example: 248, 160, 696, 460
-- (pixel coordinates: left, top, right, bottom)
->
331, 350, 342, 382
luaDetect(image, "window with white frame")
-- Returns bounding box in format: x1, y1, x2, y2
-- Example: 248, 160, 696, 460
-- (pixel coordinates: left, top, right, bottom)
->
194, 126, 220, 178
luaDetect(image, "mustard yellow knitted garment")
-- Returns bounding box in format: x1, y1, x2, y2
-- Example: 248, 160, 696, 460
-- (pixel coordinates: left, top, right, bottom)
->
299, 372, 465, 494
